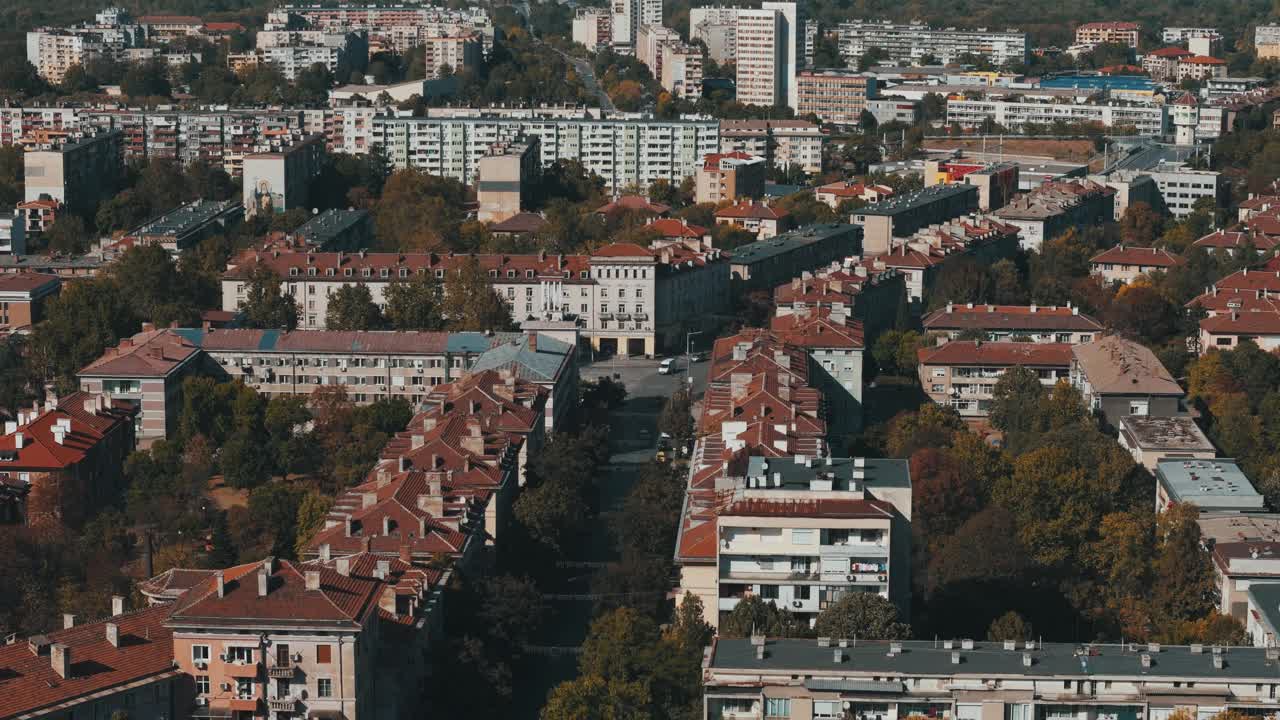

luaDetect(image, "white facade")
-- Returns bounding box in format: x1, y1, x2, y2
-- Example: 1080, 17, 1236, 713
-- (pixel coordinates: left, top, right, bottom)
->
735, 10, 785, 107
372, 113, 719, 192
1257, 25, 1280, 47
690, 6, 743, 64
1163, 27, 1221, 43
573, 8, 613, 51
836, 21, 1028, 67
946, 98, 1168, 136
1143, 162, 1225, 217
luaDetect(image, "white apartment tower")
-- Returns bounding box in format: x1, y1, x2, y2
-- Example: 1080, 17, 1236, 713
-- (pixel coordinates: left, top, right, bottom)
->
763, 2, 800, 110
612, 0, 658, 47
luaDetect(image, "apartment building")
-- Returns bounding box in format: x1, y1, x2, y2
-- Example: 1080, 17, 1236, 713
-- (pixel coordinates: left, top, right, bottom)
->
1155, 458, 1263, 515
814, 181, 893, 210
1089, 245, 1186, 284
946, 98, 1168, 136
697, 152, 766, 204
1143, 47, 1193, 81
852, 184, 979, 255
795, 70, 877, 126
773, 261, 907, 344
729, 224, 862, 291
243, 135, 326, 217
415, 368, 548, 479
1163, 27, 1221, 43
769, 309, 866, 430
119, 199, 243, 255
275, 4, 495, 55
477, 137, 539, 223
637, 25, 680, 73
918, 341, 1073, 417
0, 273, 60, 334
373, 112, 719, 192
1071, 335, 1184, 426
77, 325, 205, 442
1076, 21, 1141, 48
167, 554, 446, 720
716, 199, 791, 240
0, 392, 137, 528
1258, 25, 1280, 59
736, 9, 785, 108
1100, 162, 1226, 218
869, 217, 1020, 307
1198, 312, 1280, 353
835, 21, 1029, 66
0, 602, 182, 720
1178, 55, 1228, 82
573, 8, 613, 50
223, 243, 728, 356
703, 638, 1280, 720
661, 41, 704, 99
994, 180, 1117, 251
690, 6, 742, 64
291, 208, 374, 251
719, 119, 823, 174
923, 160, 1020, 212
26, 31, 103, 85
468, 332, 579, 431
1117, 414, 1215, 471
24, 130, 124, 215
923, 303, 1102, 344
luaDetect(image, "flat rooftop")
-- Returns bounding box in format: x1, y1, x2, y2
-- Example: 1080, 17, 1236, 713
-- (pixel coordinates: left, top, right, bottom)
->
294, 209, 370, 245
1118, 415, 1214, 453
1156, 458, 1264, 510
745, 455, 910, 493
729, 224, 860, 265
855, 183, 976, 217
131, 199, 240, 239
710, 638, 1280, 679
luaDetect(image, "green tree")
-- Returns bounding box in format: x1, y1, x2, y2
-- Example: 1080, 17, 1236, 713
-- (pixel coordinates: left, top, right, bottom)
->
293, 492, 332, 557
812, 592, 910, 640
325, 283, 385, 330
541, 675, 651, 720
669, 592, 714, 651
108, 244, 201, 327
885, 403, 965, 457
656, 389, 694, 445
1151, 502, 1215, 623
719, 595, 808, 639
221, 429, 272, 489
45, 214, 89, 255
26, 279, 139, 389
383, 274, 444, 330
987, 611, 1032, 641
989, 366, 1048, 434
121, 59, 172, 99
442, 257, 517, 330
239, 266, 299, 330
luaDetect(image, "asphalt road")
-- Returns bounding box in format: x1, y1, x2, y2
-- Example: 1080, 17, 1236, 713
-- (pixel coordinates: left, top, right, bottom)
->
546, 44, 617, 113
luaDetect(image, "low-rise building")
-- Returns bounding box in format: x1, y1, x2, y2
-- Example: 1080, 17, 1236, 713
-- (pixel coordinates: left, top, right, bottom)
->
917, 341, 1073, 417
864, 215, 1021, 307
947, 98, 1168, 137
1155, 458, 1263, 514
1117, 414, 1215, 471
715, 199, 792, 239
77, 325, 204, 443
469, 332, 578, 432
1199, 312, 1280, 353
728, 224, 861, 291
0, 273, 60, 334
477, 137, 540, 224
696, 152, 766, 205
0, 393, 137, 528
923, 302, 1102, 344
118, 199, 243, 255
24, 130, 124, 215
1076, 20, 1141, 48
994, 180, 1117, 252
1178, 55, 1228, 82
852, 184, 979, 255
1143, 47, 1193, 81
814, 181, 893, 210
0, 602, 182, 720
291, 208, 374, 251
719, 119, 824, 174
770, 309, 865, 431
1247, 582, 1280, 646
1192, 229, 1279, 257
1089, 245, 1186, 284
1071, 335, 1184, 427
703, 638, 1280, 720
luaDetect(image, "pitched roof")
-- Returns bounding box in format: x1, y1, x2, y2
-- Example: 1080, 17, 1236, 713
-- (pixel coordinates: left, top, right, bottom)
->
1200, 312, 1280, 335
488, 212, 548, 234
223, 249, 593, 284
0, 392, 136, 471
1089, 245, 1186, 268
78, 328, 200, 378
917, 341, 1075, 367
0, 273, 59, 294
769, 310, 866, 349
1071, 335, 1183, 396
468, 333, 573, 384
590, 242, 655, 258
595, 196, 671, 215
1194, 229, 1279, 251
922, 304, 1103, 332
137, 568, 218, 604
1148, 47, 1193, 58
715, 200, 789, 220
646, 218, 708, 238
1182, 55, 1226, 65
0, 605, 176, 720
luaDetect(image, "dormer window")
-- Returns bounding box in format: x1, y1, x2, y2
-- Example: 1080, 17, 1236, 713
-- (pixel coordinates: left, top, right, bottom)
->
380, 268, 389, 278
399, 268, 408, 278
289, 267, 298, 276
489, 270, 498, 278
436, 270, 445, 279
526, 269, 534, 279
507, 270, 516, 278
362, 268, 371, 277
580, 270, 588, 279
325, 268, 335, 276
308, 267, 316, 276
344, 268, 353, 276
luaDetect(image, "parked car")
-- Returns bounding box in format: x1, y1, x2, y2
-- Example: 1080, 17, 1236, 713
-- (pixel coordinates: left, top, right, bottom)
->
658, 358, 677, 374
690, 351, 708, 362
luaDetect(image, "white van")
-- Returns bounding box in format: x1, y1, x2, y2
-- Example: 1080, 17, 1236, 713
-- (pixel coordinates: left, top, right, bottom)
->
658, 358, 677, 375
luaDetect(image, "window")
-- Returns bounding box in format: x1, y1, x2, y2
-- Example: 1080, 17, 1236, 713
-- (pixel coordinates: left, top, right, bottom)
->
814, 701, 840, 719
760, 584, 779, 599
765, 698, 791, 717
794, 585, 811, 600
235, 678, 254, 699
791, 529, 815, 545
196, 676, 210, 695
226, 646, 254, 664
317, 678, 333, 698
316, 644, 332, 664
1129, 400, 1149, 416
192, 645, 210, 663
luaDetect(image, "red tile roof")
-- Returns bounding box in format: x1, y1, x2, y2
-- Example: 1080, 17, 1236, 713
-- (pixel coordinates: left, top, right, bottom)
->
922, 304, 1103, 332
715, 200, 789, 220
595, 196, 671, 215
78, 328, 200, 378
917, 340, 1075, 367
1182, 55, 1226, 65
703, 151, 758, 171
1148, 47, 1193, 58
1200, 313, 1280, 335
0, 273, 59, 294
489, 212, 547, 234
726, 497, 896, 519
0, 605, 176, 720
1194, 229, 1279, 251
647, 218, 708, 238
1188, 288, 1280, 314
203, 21, 245, 32
0, 392, 136, 471
1089, 245, 1186, 268
769, 310, 866, 349
591, 242, 654, 258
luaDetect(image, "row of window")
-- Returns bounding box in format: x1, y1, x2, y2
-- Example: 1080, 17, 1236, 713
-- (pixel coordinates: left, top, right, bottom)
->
194, 676, 333, 699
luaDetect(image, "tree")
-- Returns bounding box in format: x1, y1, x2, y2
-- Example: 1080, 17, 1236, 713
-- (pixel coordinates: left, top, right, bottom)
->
121, 60, 171, 99
719, 595, 807, 639
442, 258, 517, 330
45, 215, 89, 255
987, 611, 1032, 641
239, 266, 299, 330
26, 279, 139, 389
656, 389, 694, 445
1151, 502, 1215, 623
373, 169, 467, 250
293, 492, 332, 557
812, 592, 910, 640
885, 403, 966, 458
541, 675, 651, 720
221, 429, 272, 489
910, 448, 985, 542
108, 244, 201, 327
325, 283, 385, 330
383, 274, 444, 330
579, 607, 661, 682
668, 593, 714, 651
989, 366, 1048, 435
1119, 202, 1164, 246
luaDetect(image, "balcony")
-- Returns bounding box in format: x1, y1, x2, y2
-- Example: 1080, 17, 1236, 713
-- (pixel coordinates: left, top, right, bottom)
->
267, 662, 296, 679
223, 662, 261, 679
228, 698, 260, 712
819, 542, 889, 558
268, 697, 298, 712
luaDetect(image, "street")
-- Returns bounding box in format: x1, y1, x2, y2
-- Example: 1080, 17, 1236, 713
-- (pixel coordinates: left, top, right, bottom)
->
509, 357, 708, 716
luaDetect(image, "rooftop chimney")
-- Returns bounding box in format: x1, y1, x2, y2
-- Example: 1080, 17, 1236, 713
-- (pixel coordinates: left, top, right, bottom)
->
50, 643, 70, 678
257, 572, 269, 597
105, 623, 119, 648
378, 586, 397, 617
362, 492, 377, 508
319, 543, 331, 561
111, 595, 125, 616
336, 557, 350, 576
215, 571, 225, 598
62, 614, 75, 629
374, 560, 390, 580
305, 570, 321, 591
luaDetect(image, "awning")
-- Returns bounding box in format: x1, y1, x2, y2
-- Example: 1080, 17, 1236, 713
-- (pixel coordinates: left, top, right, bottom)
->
804, 679, 906, 693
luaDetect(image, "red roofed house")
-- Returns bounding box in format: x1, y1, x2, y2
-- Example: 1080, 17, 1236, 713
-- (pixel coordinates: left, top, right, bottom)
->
1142, 47, 1193, 80
1075, 21, 1141, 48
814, 180, 894, 210
77, 324, 205, 443
0, 600, 182, 720
0, 272, 59, 334
138, 15, 205, 42
923, 302, 1103, 345
715, 199, 792, 240
167, 554, 447, 720
645, 217, 711, 245
1089, 245, 1186, 284
0, 392, 137, 528
1178, 55, 1228, 82
1193, 229, 1279, 257
594, 195, 671, 217
1199, 311, 1280, 353
917, 340, 1074, 417
695, 152, 766, 204
769, 308, 866, 431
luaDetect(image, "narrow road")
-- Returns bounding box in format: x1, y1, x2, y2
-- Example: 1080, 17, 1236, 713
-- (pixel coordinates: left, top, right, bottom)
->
545, 43, 617, 113
509, 359, 708, 717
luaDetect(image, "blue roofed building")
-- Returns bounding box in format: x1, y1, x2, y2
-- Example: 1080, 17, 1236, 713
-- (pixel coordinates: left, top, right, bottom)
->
470, 332, 578, 431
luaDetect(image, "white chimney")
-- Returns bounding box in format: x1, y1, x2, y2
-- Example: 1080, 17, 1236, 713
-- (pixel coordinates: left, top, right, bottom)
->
111, 595, 125, 616
215, 571, 225, 598
62, 614, 75, 629
336, 557, 350, 576
305, 570, 321, 591
319, 543, 331, 561
105, 622, 119, 647
50, 643, 70, 678
257, 572, 269, 597
14, 432, 23, 448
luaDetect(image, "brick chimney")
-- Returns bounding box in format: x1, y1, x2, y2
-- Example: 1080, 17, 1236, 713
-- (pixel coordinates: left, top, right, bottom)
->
50, 643, 70, 678
527, 332, 538, 353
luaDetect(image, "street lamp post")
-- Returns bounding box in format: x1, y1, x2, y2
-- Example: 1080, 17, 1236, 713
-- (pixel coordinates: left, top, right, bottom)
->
686, 330, 703, 381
